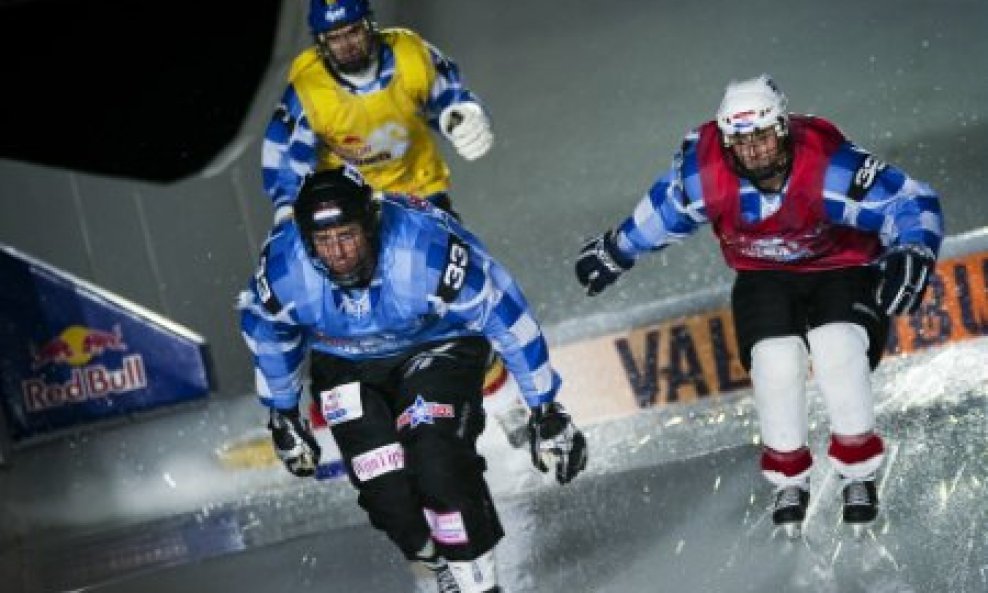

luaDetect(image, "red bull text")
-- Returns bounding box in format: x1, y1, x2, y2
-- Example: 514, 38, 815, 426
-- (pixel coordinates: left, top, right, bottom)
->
22, 354, 147, 412
23, 325, 147, 412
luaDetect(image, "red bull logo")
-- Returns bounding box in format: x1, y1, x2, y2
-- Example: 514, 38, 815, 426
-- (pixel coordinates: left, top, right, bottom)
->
22, 355, 147, 412
23, 324, 147, 412
31, 324, 127, 369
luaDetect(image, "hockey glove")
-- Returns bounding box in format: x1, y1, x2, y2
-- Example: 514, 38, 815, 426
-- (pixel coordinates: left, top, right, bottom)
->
439, 102, 492, 161
875, 244, 936, 315
268, 407, 321, 477
575, 230, 634, 296
528, 402, 588, 485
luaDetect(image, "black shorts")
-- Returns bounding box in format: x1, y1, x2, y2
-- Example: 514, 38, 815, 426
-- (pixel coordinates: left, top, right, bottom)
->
309, 336, 503, 560
731, 266, 889, 371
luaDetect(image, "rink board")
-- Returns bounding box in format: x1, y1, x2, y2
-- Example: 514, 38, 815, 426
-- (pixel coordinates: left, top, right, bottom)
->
0, 244, 213, 443
555, 250, 988, 426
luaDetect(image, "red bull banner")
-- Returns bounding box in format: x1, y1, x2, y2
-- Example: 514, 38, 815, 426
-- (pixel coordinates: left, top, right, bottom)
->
553, 250, 988, 424
0, 245, 212, 442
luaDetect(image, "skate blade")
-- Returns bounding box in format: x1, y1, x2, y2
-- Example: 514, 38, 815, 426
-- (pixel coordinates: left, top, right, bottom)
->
774, 522, 803, 539
847, 523, 871, 540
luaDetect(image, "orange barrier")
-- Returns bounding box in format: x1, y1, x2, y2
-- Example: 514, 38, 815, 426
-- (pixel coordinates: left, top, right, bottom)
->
889, 251, 988, 354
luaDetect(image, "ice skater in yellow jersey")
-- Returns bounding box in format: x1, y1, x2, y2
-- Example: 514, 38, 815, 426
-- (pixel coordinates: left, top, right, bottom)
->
263, 0, 492, 223
262, 0, 526, 455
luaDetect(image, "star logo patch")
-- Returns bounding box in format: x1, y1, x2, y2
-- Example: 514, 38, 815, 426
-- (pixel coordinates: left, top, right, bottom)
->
396, 395, 455, 430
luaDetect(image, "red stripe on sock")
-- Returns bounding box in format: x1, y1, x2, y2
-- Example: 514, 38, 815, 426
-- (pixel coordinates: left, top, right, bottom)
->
828, 432, 884, 465
760, 446, 813, 477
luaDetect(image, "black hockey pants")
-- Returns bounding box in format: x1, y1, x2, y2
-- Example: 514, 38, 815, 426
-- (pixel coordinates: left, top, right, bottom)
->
309, 336, 504, 562
732, 266, 890, 371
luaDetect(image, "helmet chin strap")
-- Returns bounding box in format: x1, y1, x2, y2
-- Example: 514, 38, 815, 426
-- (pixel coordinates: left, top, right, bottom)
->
731, 135, 793, 191
316, 19, 380, 83
747, 158, 790, 183
334, 56, 380, 87
327, 232, 379, 289
331, 256, 376, 288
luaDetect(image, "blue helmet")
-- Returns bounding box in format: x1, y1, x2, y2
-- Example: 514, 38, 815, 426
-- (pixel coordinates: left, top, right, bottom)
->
308, 0, 371, 34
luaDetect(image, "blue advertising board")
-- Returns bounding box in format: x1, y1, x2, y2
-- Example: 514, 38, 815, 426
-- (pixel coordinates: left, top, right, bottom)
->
0, 244, 212, 441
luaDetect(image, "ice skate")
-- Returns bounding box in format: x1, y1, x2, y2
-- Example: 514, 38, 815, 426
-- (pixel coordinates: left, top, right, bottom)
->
842, 476, 878, 538
419, 556, 462, 593
447, 550, 501, 593
772, 484, 809, 539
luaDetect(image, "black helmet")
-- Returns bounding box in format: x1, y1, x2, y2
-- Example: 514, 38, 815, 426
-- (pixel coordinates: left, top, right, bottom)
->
294, 166, 379, 287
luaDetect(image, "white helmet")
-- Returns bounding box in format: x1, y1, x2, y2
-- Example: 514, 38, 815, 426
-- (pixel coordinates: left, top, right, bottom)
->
716, 74, 789, 145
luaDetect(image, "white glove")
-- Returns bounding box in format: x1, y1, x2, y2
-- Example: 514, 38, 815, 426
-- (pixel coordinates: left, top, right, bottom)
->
439, 102, 492, 161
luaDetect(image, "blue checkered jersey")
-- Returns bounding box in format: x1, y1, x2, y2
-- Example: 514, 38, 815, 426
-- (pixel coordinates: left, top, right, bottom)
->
239, 197, 560, 410
613, 118, 944, 265
262, 35, 482, 210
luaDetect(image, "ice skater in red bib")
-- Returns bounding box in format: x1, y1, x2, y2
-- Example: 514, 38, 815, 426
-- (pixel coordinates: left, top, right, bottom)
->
575, 74, 944, 536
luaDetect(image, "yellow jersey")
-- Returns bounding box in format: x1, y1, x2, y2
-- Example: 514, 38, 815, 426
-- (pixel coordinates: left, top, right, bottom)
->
288, 28, 451, 198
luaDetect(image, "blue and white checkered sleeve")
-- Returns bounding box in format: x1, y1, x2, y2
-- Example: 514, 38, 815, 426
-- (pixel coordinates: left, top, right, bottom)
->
441, 243, 560, 408
237, 280, 306, 411
262, 85, 318, 210
614, 157, 708, 260
423, 42, 482, 128
823, 144, 944, 255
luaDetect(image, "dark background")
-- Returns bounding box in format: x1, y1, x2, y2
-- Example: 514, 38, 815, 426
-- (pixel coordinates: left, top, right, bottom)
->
0, 0, 282, 182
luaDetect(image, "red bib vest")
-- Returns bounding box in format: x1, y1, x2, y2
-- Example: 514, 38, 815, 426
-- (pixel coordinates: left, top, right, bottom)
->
697, 115, 880, 271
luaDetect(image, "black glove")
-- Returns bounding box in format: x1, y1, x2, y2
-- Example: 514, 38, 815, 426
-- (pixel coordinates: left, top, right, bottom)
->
268, 407, 321, 477
575, 230, 634, 296
875, 244, 936, 315
528, 402, 587, 484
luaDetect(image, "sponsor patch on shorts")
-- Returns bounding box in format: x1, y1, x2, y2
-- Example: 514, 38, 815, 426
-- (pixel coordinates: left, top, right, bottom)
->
423, 508, 469, 545
321, 382, 363, 425
396, 395, 455, 430
352, 443, 404, 482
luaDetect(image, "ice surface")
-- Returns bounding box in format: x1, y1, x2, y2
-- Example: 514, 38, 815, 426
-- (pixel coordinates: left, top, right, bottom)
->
52, 337, 987, 593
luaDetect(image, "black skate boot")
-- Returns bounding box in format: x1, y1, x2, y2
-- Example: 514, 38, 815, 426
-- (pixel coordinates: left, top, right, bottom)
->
416, 540, 462, 593
842, 476, 878, 536
772, 484, 810, 538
